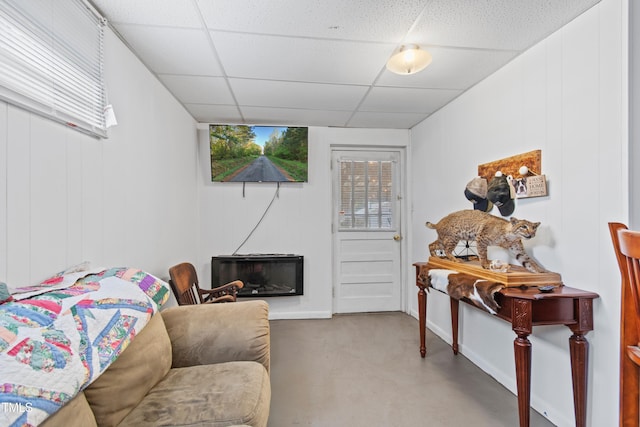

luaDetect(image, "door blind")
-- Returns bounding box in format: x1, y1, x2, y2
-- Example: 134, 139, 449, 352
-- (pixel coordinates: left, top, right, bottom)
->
0, 0, 107, 137
338, 159, 394, 230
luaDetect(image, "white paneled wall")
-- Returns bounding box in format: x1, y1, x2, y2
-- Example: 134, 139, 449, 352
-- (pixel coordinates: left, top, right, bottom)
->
198, 127, 409, 319
0, 2, 629, 425
410, 0, 627, 426
0, 99, 5, 280
0, 29, 199, 287
631, 0, 640, 228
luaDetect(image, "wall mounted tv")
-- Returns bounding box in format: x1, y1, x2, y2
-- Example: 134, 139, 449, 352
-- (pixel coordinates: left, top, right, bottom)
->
210, 124, 308, 182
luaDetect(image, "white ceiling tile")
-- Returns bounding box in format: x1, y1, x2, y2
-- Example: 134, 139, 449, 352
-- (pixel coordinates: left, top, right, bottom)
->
93, 0, 201, 28
213, 32, 393, 85
240, 107, 352, 127
94, 0, 602, 129
348, 111, 429, 129
184, 104, 243, 123
114, 24, 223, 76
377, 47, 519, 90
158, 75, 234, 104
229, 79, 368, 111
408, 0, 600, 50
360, 87, 461, 114
198, 0, 428, 42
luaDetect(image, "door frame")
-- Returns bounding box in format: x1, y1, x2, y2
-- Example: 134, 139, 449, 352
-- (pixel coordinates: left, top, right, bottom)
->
330, 145, 409, 315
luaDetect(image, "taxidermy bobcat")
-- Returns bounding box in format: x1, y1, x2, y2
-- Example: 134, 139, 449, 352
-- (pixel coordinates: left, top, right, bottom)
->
426, 209, 547, 273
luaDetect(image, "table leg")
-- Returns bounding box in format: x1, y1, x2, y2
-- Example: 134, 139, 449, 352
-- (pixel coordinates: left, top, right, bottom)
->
568, 297, 593, 427
450, 297, 459, 355
514, 334, 532, 427
512, 298, 533, 427
569, 334, 588, 427
418, 286, 426, 358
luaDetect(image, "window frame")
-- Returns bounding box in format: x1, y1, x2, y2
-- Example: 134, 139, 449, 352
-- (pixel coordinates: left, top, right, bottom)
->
0, 0, 107, 138
336, 152, 399, 232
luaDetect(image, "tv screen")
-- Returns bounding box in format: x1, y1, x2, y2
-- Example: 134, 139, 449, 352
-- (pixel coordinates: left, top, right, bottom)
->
209, 124, 308, 182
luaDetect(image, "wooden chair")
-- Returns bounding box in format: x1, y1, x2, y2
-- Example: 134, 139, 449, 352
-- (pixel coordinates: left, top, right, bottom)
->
609, 223, 640, 426
168, 262, 243, 305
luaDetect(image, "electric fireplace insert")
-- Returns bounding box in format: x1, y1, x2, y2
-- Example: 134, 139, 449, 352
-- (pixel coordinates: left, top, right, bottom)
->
211, 254, 303, 297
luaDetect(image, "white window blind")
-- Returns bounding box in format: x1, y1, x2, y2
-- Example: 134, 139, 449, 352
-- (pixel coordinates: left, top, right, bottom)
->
338, 159, 394, 230
0, 0, 107, 137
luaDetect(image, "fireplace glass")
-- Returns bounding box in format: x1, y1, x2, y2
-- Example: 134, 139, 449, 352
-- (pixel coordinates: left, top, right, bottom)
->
211, 254, 303, 297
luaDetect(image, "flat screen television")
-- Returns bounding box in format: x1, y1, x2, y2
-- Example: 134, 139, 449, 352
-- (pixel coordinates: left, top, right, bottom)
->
209, 124, 308, 182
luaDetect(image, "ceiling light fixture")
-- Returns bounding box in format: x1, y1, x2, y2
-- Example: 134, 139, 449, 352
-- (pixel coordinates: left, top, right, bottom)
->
386, 44, 432, 75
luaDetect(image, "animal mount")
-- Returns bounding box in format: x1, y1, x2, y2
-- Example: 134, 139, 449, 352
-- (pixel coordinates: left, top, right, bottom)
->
425, 209, 547, 273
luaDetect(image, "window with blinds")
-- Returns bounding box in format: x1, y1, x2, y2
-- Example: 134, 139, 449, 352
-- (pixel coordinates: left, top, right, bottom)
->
338, 159, 395, 230
0, 0, 107, 137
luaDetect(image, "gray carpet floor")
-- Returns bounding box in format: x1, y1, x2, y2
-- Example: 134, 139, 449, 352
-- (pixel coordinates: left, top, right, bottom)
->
268, 312, 555, 426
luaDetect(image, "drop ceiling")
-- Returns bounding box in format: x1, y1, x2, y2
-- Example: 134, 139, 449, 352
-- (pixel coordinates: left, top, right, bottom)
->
90, 0, 601, 129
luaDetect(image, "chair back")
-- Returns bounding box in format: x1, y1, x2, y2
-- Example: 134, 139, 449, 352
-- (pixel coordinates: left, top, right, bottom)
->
609, 222, 640, 426
168, 262, 202, 305
618, 228, 640, 338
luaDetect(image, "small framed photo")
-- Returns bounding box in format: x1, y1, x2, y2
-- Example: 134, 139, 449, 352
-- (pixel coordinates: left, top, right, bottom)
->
514, 175, 548, 198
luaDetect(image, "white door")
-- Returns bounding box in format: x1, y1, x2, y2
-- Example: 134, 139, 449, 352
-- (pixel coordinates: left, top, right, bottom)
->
332, 149, 403, 313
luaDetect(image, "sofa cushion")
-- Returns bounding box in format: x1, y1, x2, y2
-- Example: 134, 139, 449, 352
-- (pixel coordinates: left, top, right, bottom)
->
163, 300, 270, 373
84, 313, 172, 427
118, 361, 270, 427
39, 392, 97, 427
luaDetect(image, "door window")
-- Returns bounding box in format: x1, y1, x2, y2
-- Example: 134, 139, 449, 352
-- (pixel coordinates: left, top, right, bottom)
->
338, 158, 395, 230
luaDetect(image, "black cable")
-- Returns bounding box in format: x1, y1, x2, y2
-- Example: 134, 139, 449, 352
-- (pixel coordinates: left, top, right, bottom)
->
232, 184, 280, 255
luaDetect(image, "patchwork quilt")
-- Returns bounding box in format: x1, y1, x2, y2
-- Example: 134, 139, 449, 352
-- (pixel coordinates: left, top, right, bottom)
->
0, 267, 170, 426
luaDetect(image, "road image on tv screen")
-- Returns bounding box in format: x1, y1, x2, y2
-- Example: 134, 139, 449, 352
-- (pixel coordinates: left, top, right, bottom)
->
209, 124, 308, 182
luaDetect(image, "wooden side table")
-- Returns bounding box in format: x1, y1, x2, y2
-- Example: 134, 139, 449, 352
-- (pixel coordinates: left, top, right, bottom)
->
414, 261, 599, 427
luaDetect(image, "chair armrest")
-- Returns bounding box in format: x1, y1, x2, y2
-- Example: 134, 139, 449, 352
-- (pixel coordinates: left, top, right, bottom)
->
201, 279, 244, 303
161, 300, 270, 373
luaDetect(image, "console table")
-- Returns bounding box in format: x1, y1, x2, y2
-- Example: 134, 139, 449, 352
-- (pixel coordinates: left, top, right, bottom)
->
414, 260, 599, 427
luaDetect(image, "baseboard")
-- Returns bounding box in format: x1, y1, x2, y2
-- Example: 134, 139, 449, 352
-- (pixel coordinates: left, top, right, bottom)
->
457, 342, 566, 426
426, 319, 453, 345
422, 314, 567, 427
268, 310, 332, 320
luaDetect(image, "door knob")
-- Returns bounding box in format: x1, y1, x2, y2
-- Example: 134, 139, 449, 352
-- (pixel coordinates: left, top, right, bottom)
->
393, 234, 402, 241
